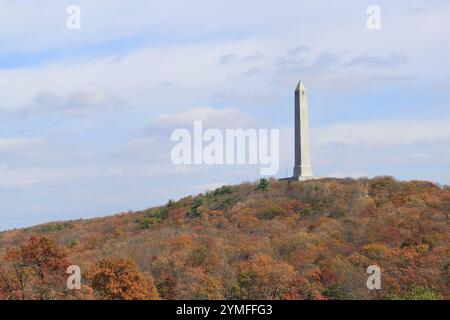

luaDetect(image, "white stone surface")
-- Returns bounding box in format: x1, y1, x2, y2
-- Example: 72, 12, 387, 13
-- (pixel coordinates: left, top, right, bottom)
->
293, 81, 314, 180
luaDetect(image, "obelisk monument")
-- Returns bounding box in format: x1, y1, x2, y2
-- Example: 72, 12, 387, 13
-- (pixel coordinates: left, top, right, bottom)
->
293, 81, 314, 180
278, 80, 315, 181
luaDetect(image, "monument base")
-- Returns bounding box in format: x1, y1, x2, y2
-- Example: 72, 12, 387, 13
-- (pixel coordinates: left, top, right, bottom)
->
279, 176, 318, 182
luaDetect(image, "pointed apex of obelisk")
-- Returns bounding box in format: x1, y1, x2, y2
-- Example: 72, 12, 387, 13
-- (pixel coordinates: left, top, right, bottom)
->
295, 80, 306, 91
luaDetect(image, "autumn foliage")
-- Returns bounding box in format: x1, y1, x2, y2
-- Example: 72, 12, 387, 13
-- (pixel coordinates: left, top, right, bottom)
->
85, 258, 159, 300
0, 236, 70, 299
0, 177, 448, 300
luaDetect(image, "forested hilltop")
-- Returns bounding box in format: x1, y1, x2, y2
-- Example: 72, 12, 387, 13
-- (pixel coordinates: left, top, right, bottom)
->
0, 176, 448, 300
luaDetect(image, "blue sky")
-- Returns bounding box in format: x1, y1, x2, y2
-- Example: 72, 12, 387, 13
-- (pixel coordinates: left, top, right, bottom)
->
0, 0, 449, 230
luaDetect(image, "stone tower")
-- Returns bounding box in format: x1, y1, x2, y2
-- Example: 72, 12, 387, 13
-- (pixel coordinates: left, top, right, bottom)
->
293, 81, 314, 180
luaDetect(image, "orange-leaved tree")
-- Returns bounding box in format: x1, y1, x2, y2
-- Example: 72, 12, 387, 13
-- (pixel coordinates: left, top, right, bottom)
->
85, 258, 159, 300
0, 236, 71, 300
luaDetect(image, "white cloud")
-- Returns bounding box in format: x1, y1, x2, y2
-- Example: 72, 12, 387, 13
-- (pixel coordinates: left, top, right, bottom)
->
314, 118, 450, 148
153, 107, 255, 129
18, 84, 125, 117
0, 162, 187, 188
345, 54, 407, 68
0, 138, 42, 152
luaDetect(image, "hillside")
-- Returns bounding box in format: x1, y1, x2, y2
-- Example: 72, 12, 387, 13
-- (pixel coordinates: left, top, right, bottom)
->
0, 176, 449, 300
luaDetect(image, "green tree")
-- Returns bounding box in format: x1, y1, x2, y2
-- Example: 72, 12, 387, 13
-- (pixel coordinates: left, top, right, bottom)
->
256, 178, 269, 191
404, 286, 442, 300
187, 197, 204, 218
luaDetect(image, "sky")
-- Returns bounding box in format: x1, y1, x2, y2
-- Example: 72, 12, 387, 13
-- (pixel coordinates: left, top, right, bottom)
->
0, 0, 449, 230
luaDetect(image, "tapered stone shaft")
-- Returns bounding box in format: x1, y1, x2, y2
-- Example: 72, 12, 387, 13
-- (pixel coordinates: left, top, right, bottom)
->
293, 81, 314, 179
